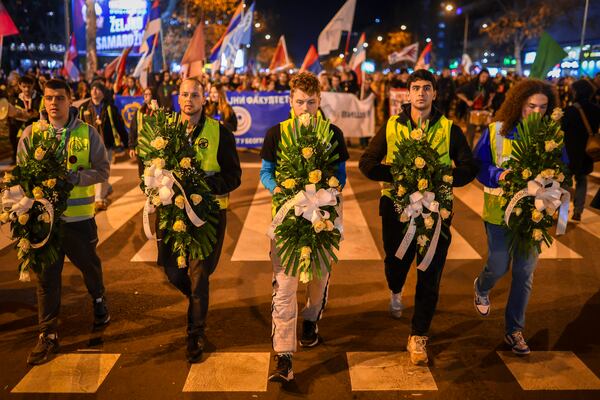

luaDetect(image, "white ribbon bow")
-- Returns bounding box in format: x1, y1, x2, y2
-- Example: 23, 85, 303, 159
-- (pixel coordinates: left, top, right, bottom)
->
294, 184, 338, 223
396, 190, 443, 271
504, 174, 570, 235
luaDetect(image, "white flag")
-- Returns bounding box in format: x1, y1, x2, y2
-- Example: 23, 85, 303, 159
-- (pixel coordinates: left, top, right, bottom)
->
388, 42, 419, 65
318, 0, 356, 56
320, 92, 375, 138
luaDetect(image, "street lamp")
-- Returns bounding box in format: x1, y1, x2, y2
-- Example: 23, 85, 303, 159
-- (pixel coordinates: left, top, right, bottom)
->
265, 34, 271, 40
400, 25, 407, 31
442, 3, 469, 56
377, 35, 383, 42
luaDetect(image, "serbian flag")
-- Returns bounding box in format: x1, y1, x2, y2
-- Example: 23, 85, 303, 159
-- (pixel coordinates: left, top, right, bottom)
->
104, 46, 132, 80
349, 32, 366, 84
269, 35, 293, 71
181, 23, 206, 78
133, 0, 161, 88
208, 1, 244, 64
299, 45, 321, 74
62, 34, 80, 81
415, 42, 432, 71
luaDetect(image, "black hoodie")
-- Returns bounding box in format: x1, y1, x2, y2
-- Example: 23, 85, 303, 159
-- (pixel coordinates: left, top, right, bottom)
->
359, 103, 478, 188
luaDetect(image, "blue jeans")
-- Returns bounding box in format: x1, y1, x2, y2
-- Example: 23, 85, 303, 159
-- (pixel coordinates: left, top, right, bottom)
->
476, 222, 539, 334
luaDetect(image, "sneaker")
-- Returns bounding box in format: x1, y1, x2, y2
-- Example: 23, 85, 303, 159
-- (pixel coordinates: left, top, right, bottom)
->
268, 353, 294, 382
27, 333, 59, 365
186, 335, 205, 363
406, 335, 429, 366
389, 291, 403, 319
93, 296, 110, 327
474, 278, 490, 316
504, 331, 531, 355
299, 320, 320, 347
572, 211, 582, 222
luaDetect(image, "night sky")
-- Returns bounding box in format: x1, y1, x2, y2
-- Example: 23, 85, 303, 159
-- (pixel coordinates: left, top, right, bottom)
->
254, 0, 434, 63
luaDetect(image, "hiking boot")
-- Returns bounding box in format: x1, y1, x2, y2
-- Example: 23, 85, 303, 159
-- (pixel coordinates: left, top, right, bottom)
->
474, 278, 490, 316
389, 291, 403, 319
93, 296, 110, 327
505, 331, 531, 355
299, 320, 320, 347
186, 335, 205, 363
268, 353, 293, 382
27, 333, 59, 365
407, 335, 429, 366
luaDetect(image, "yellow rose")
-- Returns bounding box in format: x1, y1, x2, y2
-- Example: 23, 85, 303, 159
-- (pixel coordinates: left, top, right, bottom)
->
532, 229, 543, 241
177, 256, 187, 268
0, 212, 10, 224
151, 196, 162, 206
313, 220, 327, 233
325, 220, 334, 231
151, 137, 168, 150
424, 216, 434, 230
328, 176, 340, 188
3, 172, 14, 183
302, 147, 314, 159
414, 157, 426, 169
308, 170, 322, 184
551, 107, 563, 122
522, 169, 532, 179
174, 195, 185, 209
17, 238, 30, 252
43, 178, 56, 188
179, 157, 192, 169
410, 128, 425, 141
173, 220, 186, 232
190, 194, 203, 205
299, 270, 312, 283
397, 185, 406, 197
37, 212, 51, 223
298, 113, 312, 127
152, 158, 165, 169
531, 209, 543, 223
442, 175, 453, 184
18, 213, 30, 225
300, 246, 311, 259
418, 179, 429, 191
417, 235, 429, 247
32, 187, 44, 200
544, 140, 558, 152
34, 147, 46, 161
440, 208, 451, 220
514, 207, 523, 216
397, 174, 404, 181
540, 169, 555, 179
281, 178, 296, 190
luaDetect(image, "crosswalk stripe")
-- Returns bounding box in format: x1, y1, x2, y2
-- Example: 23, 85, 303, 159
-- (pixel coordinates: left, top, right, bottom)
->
96, 185, 145, 246
229, 179, 381, 262
453, 185, 582, 259
447, 226, 482, 259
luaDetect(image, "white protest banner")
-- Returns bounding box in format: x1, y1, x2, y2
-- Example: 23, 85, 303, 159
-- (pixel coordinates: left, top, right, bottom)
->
320, 92, 375, 138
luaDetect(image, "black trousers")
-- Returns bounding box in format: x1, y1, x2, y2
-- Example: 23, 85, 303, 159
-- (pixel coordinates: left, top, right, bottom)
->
36, 218, 105, 334
380, 196, 451, 336
159, 210, 227, 337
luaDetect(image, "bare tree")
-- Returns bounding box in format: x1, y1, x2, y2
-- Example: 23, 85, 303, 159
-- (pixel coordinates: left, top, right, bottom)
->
84, 0, 97, 81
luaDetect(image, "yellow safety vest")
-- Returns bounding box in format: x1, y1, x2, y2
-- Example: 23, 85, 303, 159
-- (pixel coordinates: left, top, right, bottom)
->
381, 115, 453, 199
31, 121, 95, 219
482, 122, 513, 225
193, 117, 228, 209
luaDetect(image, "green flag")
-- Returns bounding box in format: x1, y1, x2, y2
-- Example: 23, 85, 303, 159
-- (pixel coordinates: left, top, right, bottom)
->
530, 31, 567, 78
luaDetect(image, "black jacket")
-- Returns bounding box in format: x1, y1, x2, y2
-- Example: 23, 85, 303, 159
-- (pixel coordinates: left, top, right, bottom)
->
562, 100, 600, 175
359, 104, 478, 188
78, 99, 128, 150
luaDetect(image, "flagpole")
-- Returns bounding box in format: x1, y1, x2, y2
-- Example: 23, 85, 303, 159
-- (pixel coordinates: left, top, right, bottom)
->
160, 26, 167, 71
578, 0, 589, 77
64, 0, 70, 51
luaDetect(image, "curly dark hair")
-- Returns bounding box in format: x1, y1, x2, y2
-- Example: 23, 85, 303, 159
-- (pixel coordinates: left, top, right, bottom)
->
290, 72, 320, 96
494, 78, 558, 136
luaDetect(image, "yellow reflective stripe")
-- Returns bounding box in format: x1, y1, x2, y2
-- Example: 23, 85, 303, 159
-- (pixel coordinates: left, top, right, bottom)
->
63, 203, 95, 218
216, 195, 229, 210
107, 107, 122, 147
483, 191, 507, 225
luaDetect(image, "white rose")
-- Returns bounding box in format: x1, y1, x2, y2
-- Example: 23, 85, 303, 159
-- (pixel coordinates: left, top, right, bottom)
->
532, 229, 544, 241
299, 270, 311, 283
440, 208, 451, 220
551, 107, 564, 122
424, 216, 434, 230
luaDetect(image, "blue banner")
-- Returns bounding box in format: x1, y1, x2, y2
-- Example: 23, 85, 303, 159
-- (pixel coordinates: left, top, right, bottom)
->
115, 91, 290, 148
114, 96, 144, 132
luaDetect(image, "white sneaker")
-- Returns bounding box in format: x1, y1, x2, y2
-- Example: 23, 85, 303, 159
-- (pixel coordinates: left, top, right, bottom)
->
407, 335, 429, 365
389, 291, 403, 318
474, 278, 490, 316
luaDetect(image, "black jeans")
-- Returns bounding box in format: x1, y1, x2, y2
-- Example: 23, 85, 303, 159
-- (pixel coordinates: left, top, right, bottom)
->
159, 210, 227, 338
380, 196, 451, 336
36, 218, 105, 334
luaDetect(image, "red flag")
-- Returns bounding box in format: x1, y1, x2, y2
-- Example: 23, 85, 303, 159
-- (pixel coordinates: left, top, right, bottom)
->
415, 42, 432, 70
0, 1, 19, 36
349, 32, 366, 84
103, 54, 121, 79
115, 46, 133, 88
181, 23, 206, 78
299, 44, 321, 73
269, 35, 293, 71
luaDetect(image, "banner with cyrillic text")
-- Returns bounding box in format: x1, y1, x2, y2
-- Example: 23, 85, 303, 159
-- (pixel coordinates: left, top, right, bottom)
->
320, 92, 375, 137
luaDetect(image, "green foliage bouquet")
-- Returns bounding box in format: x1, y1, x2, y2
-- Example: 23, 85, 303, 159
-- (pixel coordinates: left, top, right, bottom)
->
389, 120, 454, 271
500, 109, 571, 254
1, 120, 74, 281
138, 110, 220, 267
268, 113, 342, 283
